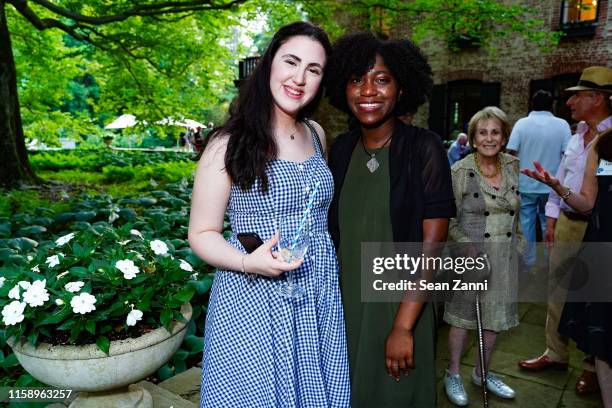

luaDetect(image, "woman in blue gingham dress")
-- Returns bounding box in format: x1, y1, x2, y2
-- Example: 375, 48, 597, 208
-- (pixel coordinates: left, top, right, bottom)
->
189, 22, 349, 407
200, 126, 349, 407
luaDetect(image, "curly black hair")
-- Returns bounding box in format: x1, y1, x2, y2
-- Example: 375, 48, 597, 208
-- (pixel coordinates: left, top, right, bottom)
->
326, 32, 433, 116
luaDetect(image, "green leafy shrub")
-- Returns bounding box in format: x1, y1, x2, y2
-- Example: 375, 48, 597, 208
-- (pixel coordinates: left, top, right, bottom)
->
102, 165, 136, 182
30, 149, 195, 172
1, 179, 217, 386
0, 225, 196, 354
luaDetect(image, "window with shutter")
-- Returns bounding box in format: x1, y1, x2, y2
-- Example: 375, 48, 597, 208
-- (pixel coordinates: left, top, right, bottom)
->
560, 0, 599, 37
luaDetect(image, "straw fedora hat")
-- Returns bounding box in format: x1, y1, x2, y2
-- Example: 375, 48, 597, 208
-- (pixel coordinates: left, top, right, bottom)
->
566, 66, 612, 93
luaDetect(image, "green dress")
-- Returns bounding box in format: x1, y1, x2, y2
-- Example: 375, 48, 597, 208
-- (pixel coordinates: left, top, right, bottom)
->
338, 145, 437, 408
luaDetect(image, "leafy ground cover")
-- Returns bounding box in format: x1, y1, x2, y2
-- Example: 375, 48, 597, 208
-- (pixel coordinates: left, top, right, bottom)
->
1, 149, 198, 215
0, 150, 214, 406
29, 149, 195, 172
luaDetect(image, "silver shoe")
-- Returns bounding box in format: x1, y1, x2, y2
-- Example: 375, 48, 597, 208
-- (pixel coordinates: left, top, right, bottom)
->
443, 370, 469, 406
471, 368, 516, 399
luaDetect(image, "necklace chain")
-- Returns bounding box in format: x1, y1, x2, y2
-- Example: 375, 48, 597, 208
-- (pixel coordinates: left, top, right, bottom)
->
361, 133, 393, 157
277, 125, 299, 141
361, 133, 392, 173
474, 152, 501, 178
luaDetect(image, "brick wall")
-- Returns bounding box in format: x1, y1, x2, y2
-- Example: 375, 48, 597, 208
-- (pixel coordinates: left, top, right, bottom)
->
315, 0, 612, 139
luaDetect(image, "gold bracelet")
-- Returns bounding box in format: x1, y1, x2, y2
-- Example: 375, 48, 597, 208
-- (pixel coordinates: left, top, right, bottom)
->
560, 186, 572, 200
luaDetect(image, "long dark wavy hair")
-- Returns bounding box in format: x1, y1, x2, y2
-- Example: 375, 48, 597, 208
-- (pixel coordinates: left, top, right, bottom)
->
206, 21, 331, 193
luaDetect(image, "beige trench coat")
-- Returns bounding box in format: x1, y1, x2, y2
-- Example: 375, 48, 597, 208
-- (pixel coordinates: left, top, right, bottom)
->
444, 152, 525, 331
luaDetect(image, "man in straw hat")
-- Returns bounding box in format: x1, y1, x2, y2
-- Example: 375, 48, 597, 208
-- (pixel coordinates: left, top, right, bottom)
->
518, 66, 612, 397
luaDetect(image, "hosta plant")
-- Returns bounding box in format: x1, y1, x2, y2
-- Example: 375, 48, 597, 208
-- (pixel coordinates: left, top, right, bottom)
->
0, 225, 196, 354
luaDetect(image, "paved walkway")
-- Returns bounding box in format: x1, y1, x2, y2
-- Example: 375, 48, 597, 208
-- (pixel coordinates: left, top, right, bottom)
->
148, 302, 605, 408
47, 303, 604, 407
436, 302, 604, 407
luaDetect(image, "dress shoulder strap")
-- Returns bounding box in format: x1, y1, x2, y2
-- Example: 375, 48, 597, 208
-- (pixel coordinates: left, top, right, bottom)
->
303, 119, 324, 156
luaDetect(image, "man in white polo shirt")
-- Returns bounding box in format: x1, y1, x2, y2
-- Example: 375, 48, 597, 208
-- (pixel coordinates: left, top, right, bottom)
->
507, 90, 572, 269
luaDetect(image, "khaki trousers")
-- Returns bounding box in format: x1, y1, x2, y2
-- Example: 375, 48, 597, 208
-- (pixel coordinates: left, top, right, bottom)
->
544, 212, 594, 371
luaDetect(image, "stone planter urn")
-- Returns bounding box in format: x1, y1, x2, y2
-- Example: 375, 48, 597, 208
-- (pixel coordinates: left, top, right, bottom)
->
9, 303, 192, 408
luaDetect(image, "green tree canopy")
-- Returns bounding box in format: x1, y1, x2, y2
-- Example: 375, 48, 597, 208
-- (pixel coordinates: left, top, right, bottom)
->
344, 0, 561, 51
0, 0, 558, 187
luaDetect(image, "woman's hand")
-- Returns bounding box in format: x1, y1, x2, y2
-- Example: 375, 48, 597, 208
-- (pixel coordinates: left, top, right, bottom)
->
243, 233, 303, 278
521, 161, 561, 190
385, 326, 414, 381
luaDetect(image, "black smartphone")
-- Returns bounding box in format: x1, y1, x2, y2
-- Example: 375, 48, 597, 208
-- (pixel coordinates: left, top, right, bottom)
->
237, 232, 264, 254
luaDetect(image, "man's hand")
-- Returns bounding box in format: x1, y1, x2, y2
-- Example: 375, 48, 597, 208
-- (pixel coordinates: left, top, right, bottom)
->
385, 327, 414, 381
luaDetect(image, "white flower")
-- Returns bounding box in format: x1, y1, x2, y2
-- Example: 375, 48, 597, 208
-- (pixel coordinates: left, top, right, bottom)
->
150, 240, 169, 256
55, 232, 75, 247
27, 255, 33, 261
64, 281, 84, 293
129, 250, 145, 261
179, 260, 193, 272
115, 259, 140, 280
2, 301, 26, 326
22, 280, 49, 307
8, 281, 30, 300
8, 285, 20, 300
119, 240, 131, 246
0, 277, 5, 288
126, 309, 143, 326
70, 293, 96, 314
31, 265, 40, 273
55, 298, 64, 306
18, 281, 31, 289
45, 255, 60, 268
108, 212, 120, 224
130, 229, 144, 240
56, 271, 69, 279
190, 273, 198, 280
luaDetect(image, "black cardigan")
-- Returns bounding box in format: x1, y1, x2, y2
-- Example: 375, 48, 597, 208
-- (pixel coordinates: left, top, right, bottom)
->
328, 121, 456, 248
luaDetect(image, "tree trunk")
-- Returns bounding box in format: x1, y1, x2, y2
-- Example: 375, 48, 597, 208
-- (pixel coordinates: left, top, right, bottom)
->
0, 2, 38, 188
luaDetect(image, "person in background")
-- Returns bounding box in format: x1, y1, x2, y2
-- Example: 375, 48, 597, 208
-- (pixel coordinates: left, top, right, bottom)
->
443, 107, 523, 406
191, 127, 204, 153
326, 32, 455, 407
188, 21, 350, 407
518, 66, 612, 397
506, 90, 572, 270
447, 132, 470, 166
522, 124, 612, 407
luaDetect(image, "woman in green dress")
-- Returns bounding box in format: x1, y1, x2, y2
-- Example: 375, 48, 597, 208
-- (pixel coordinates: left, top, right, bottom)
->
326, 32, 456, 407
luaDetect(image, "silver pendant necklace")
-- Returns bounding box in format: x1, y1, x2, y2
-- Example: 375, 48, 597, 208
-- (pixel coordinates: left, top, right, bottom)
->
362, 133, 393, 173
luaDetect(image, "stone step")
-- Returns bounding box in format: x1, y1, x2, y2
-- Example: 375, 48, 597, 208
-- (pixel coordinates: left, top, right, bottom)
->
44, 382, 196, 408
158, 367, 201, 405
137, 380, 197, 408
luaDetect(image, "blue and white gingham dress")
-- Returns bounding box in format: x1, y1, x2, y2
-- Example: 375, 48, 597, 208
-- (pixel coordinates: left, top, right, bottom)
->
200, 131, 351, 407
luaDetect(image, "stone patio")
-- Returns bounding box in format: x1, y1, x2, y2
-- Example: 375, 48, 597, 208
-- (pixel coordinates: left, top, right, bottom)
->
435, 302, 604, 407
46, 303, 604, 407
